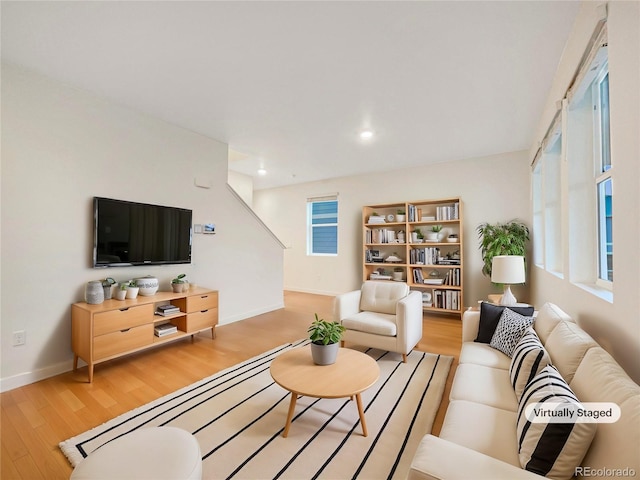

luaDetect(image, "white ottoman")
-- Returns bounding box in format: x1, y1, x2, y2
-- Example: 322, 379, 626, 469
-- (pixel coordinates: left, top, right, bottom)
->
70, 427, 202, 480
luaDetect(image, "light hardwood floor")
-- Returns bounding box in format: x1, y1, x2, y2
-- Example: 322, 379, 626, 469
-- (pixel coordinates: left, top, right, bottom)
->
1, 291, 461, 479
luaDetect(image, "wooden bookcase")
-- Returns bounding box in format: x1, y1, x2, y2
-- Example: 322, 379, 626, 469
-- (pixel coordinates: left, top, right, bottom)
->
71, 287, 218, 382
363, 197, 464, 318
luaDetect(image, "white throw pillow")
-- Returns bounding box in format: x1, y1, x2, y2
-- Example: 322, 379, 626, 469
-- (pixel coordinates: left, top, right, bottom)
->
509, 327, 551, 400
516, 365, 597, 480
489, 308, 534, 357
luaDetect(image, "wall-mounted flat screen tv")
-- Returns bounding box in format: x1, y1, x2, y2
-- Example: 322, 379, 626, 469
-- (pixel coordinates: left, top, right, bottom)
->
93, 197, 192, 268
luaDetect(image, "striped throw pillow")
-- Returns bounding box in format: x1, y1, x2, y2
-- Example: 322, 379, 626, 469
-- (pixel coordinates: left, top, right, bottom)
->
517, 365, 597, 480
509, 328, 551, 400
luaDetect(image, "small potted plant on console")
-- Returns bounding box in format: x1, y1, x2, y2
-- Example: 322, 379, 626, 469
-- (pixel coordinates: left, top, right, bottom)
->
115, 282, 128, 301
171, 274, 188, 293
125, 280, 139, 299
307, 313, 346, 366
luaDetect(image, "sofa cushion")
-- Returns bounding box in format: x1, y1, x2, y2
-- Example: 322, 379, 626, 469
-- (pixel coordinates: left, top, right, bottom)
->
359, 281, 408, 315
475, 302, 535, 343
509, 328, 551, 400
544, 321, 597, 384
517, 365, 597, 480
570, 347, 640, 476
534, 302, 574, 344
459, 342, 511, 370
450, 364, 518, 412
490, 309, 534, 357
341, 311, 397, 336
440, 400, 521, 467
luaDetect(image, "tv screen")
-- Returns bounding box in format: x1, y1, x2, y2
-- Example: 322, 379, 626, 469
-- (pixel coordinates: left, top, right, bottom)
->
93, 197, 192, 268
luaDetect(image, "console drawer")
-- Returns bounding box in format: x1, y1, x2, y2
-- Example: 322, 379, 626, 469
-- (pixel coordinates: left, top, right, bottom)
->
174, 291, 218, 313
93, 324, 153, 360
94, 304, 153, 336
186, 309, 218, 333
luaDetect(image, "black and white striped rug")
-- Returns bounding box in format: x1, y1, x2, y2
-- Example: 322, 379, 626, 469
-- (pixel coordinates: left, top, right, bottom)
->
60, 340, 452, 479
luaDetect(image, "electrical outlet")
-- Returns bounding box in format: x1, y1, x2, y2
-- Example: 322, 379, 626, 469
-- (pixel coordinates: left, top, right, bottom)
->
12, 330, 26, 346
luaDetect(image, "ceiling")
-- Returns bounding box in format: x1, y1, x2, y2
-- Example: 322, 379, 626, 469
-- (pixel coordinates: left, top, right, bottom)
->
1, 1, 579, 190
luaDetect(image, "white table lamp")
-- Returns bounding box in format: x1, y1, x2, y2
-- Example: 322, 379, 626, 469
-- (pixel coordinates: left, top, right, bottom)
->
491, 255, 525, 306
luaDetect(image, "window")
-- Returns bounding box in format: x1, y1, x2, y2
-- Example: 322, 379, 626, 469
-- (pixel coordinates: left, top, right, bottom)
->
566, 32, 612, 290
532, 161, 544, 268
307, 196, 338, 255
594, 70, 613, 283
531, 115, 562, 275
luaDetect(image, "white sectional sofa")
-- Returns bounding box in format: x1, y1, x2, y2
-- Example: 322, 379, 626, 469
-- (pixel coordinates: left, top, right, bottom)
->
409, 302, 640, 480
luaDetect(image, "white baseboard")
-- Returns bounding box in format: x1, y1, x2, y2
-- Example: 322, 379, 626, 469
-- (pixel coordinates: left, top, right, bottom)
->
0, 360, 73, 393
284, 286, 340, 297
219, 302, 284, 325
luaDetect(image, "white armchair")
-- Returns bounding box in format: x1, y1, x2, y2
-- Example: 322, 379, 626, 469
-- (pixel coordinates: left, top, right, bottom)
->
334, 281, 423, 362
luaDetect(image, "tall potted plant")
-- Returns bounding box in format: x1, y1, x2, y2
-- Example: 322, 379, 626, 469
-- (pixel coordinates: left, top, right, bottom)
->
476, 220, 530, 278
307, 314, 346, 365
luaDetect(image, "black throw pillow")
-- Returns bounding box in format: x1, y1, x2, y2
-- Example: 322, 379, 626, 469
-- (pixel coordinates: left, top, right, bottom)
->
475, 302, 535, 343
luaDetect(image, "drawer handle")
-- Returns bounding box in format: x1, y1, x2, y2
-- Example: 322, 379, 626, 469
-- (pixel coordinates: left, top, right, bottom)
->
200, 296, 208, 299
119, 308, 130, 312
120, 328, 131, 333
201, 310, 208, 313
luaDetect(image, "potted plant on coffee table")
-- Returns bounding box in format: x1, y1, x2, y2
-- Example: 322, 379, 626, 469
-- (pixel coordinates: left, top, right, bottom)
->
307, 314, 346, 366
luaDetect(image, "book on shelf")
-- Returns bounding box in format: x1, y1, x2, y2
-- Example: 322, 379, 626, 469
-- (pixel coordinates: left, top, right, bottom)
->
435, 203, 460, 221
423, 278, 444, 285
154, 323, 178, 337
156, 305, 180, 316
370, 273, 392, 280
368, 215, 386, 224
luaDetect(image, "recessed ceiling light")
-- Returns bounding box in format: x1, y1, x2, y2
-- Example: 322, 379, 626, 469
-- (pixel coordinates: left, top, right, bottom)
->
257, 168, 267, 176
360, 130, 374, 140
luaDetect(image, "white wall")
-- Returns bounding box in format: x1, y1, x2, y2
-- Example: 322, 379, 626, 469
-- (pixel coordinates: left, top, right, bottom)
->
228, 170, 254, 206
0, 64, 284, 391
529, 2, 640, 383
254, 150, 532, 306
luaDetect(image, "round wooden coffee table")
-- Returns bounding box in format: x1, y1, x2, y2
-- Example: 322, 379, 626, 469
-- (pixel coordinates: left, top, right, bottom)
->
270, 346, 380, 437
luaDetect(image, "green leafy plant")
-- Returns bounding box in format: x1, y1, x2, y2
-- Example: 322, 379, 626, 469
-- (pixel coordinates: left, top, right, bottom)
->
307, 314, 345, 345
397, 209, 406, 215
128, 280, 137, 288
476, 220, 530, 278
431, 225, 443, 233
102, 277, 116, 287
119, 281, 129, 291
415, 228, 424, 239
172, 274, 187, 284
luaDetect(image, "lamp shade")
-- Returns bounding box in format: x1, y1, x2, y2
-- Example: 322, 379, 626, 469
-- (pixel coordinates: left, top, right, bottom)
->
491, 255, 525, 284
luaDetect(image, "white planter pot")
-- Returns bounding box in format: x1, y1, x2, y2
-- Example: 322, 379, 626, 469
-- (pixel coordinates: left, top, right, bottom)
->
126, 287, 139, 299
115, 289, 127, 301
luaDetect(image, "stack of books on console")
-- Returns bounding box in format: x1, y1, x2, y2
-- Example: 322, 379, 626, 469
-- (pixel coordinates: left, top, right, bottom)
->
156, 304, 180, 316
154, 323, 178, 337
